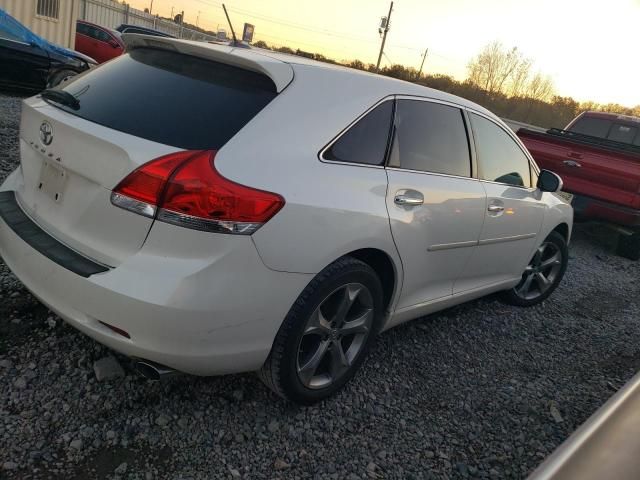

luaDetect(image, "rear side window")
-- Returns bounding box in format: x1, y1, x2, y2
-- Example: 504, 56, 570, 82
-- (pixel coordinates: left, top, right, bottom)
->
470, 113, 531, 187
55, 48, 277, 150
569, 117, 612, 138
388, 100, 471, 177
608, 123, 638, 144
323, 101, 393, 166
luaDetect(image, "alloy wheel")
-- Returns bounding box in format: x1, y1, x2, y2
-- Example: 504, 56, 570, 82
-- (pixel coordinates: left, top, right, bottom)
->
514, 241, 563, 300
296, 283, 374, 389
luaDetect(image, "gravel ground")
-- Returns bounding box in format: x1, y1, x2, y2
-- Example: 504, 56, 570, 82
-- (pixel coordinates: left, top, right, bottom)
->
1, 93, 640, 480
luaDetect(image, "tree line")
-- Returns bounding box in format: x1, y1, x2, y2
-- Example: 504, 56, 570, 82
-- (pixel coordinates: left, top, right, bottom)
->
252, 40, 639, 128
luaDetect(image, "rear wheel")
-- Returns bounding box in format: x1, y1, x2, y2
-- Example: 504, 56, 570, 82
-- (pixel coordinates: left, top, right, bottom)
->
259, 257, 383, 404
501, 231, 568, 307
616, 231, 640, 261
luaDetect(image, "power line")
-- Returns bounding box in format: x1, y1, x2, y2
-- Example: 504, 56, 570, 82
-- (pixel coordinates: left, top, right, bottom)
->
173, 0, 465, 70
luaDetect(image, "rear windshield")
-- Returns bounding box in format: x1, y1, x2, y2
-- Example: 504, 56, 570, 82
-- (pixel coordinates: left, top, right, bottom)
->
54, 48, 277, 150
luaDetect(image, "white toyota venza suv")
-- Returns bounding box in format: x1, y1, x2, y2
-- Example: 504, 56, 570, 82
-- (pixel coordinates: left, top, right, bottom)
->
0, 35, 572, 404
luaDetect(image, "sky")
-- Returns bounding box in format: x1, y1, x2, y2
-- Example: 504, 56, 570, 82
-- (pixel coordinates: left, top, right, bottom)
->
128, 0, 639, 107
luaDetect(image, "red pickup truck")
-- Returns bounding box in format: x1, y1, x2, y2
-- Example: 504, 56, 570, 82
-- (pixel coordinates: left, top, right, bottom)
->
518, 111, 640, 260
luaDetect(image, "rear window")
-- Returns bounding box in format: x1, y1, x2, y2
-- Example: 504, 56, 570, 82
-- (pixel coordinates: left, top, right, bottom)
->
608, 123, 638, 144
323, 101, 393, 166
54, 48, 277, 150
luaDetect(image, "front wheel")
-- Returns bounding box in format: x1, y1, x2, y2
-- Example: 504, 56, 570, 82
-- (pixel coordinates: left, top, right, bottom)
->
258, 257, 383, 404
501, 231, 568, 307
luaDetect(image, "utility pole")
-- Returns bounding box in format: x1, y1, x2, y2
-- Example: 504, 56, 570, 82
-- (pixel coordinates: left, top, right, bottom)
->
416, 48, 428, 80
149, 0, 153, 15
196, 11, 201, 27
375, 1, 393, 73
170, 6, 174, 18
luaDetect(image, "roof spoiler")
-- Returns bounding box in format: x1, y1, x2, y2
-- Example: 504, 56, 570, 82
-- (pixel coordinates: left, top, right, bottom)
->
122, 34, 294, 92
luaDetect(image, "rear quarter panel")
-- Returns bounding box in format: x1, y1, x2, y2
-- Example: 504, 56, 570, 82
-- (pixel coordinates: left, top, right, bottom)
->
213, 65, 402, 279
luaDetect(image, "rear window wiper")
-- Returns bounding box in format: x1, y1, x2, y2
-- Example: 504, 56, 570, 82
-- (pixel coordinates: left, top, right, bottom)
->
41, 89, 80, 111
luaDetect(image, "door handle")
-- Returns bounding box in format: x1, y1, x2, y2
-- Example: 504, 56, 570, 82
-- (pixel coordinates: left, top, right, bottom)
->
563, 160, 582, 168
487, 204, 504, 213
394, 190, 424, 206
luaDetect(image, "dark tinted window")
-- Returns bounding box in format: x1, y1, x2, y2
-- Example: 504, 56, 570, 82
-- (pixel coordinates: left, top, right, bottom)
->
608, 123, 638, 144
93, 28, 111, 42
569, 116, 612, 138
388, 100, 470, 177
324, 101, 393, 165
54, 48, 277, 150
471, 113, 531, 187
76, 23, 90, 36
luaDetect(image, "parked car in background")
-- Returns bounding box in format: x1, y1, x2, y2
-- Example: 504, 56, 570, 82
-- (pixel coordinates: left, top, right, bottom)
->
115, 24, 175, 38
75, 20, 124, 64
0, 9, 96, 91
0, 36, 572, 404
518, 112, 640, 259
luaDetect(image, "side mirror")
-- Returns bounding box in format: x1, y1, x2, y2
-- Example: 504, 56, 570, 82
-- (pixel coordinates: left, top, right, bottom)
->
537, 169, 563, 193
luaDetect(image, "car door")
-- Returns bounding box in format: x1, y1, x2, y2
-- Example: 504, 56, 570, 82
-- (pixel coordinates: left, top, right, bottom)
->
76, 23, 106, 63
455, 112, 546, 292
75, 22, 94, 59
385, 98, 486, 311
0, 14, 49, 90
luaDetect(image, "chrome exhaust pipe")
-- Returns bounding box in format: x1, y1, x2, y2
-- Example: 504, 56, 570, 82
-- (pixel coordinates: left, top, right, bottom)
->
134, 360, 178, 380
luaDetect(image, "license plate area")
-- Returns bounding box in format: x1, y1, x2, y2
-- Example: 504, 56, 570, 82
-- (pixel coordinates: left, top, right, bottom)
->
38, 160, 67, 203
557, 191, 574, 204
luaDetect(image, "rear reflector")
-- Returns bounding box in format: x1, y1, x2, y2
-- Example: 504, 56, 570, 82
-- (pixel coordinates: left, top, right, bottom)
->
99, 321, 131, 339
111, 151, 284, 235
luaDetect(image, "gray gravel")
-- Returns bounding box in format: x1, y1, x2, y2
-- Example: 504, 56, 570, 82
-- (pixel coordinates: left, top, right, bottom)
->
1, 92, 640, 479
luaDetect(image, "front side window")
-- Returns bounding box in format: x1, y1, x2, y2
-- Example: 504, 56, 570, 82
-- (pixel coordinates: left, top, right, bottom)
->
37, 0, 60, 19
323, 101, 393, 166
470, 113, 531, 187
388, 100, 471, 177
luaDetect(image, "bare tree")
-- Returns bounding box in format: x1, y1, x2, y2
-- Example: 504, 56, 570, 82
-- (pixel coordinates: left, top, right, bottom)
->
526, 73, 555, 102
508, 58, 533, 97
467, 41, 530, 95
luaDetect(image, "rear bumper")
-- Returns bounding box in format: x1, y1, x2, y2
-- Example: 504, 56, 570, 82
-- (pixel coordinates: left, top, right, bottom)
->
0, 190, 312, 375
572, 194, 640, 228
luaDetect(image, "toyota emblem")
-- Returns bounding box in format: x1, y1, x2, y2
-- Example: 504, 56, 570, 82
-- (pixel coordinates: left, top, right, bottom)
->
40, 121, 53, 146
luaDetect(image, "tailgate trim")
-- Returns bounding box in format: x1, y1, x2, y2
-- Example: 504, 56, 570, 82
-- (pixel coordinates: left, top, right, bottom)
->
0, 191, 109, 277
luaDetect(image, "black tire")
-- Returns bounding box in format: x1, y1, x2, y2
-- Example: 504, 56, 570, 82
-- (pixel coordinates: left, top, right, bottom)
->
258, 256, 383, 404
47, 69, 77, 88
616, 231, 640, 261
500, 231, 568, 307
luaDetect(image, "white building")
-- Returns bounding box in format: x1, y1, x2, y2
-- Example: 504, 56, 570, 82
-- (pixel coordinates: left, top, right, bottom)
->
0, 0, 79, 48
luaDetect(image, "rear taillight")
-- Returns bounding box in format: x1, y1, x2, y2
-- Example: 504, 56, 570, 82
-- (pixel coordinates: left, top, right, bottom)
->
111, 151, 284, 235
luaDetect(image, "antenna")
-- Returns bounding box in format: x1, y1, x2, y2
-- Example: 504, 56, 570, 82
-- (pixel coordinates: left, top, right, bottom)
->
222, 4, 238, 46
